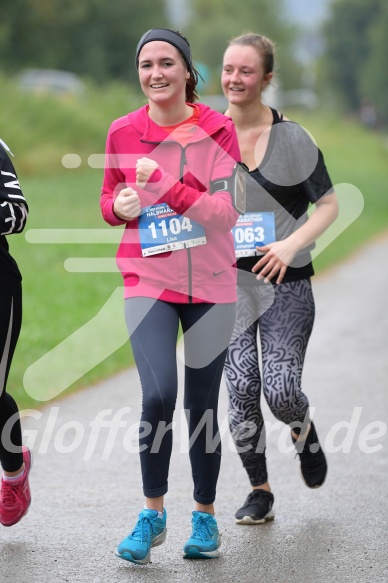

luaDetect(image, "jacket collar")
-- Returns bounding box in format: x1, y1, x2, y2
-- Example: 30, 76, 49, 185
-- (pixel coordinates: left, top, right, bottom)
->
128, 104, 227, 144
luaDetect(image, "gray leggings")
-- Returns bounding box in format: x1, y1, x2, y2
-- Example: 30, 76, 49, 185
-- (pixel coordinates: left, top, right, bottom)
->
224, 277, 315, 486
125, 298, 236, 505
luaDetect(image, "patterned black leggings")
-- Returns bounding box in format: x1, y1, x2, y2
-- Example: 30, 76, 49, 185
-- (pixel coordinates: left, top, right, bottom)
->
224, 278, 315, 486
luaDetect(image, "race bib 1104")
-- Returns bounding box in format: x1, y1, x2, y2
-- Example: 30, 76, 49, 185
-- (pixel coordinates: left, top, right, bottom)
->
138, 203, 207, 257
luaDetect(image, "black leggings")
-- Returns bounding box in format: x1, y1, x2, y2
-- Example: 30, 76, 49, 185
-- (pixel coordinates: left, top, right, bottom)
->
0, 276, 23, 472
125, 298, 236, 505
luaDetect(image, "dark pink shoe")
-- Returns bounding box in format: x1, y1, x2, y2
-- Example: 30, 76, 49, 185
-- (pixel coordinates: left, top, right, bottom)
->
0, 446, 32, 527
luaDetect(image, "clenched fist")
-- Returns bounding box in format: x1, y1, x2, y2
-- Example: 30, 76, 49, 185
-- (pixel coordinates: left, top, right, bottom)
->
113, 187, 141, 221
136, 157, 159, 189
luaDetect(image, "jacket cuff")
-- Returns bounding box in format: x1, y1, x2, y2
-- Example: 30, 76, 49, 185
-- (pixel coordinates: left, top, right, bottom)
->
106, 201, 127, 225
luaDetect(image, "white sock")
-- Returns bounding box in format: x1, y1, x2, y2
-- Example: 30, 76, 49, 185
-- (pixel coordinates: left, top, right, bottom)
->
144, 504, 164, 518
3, 467, 24, 482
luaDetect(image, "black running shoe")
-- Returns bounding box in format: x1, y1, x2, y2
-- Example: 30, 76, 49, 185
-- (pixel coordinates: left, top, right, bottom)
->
292, 421, 327, 488
235, 490, 275, 525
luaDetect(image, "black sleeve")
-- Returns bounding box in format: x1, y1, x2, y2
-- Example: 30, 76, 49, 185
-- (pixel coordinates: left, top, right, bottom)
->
0, 143, 29, 235
301, 147, 334, 204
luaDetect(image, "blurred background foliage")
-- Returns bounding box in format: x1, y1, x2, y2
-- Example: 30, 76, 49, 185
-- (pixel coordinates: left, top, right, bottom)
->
0, 0, 387, 125
0, 0, 168, 84
321, 0, 388, 125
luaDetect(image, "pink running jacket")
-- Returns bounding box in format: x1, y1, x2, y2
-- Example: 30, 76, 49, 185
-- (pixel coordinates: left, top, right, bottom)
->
101, 103, 240, 303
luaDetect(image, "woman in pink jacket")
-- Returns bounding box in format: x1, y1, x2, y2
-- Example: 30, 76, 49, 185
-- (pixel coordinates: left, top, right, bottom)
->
101, 28, 241, 564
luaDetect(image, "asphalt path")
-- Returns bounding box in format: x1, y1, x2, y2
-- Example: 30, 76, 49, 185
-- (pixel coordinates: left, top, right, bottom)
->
1, 235, 387, 583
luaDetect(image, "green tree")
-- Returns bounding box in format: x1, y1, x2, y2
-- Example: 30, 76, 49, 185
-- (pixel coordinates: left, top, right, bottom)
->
322, 0, 387, 123
0, 0, 168, 83
361, 1, 388, 124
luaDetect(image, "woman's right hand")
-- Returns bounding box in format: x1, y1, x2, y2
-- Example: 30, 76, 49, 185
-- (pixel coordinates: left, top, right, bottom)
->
113, 187, 141, 221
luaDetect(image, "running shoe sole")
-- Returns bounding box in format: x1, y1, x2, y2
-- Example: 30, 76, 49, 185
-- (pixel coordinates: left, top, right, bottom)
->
183, 545, 220, 559
115, 529, 166, 564
235, 508, 275, 525
299, 467, 327, 489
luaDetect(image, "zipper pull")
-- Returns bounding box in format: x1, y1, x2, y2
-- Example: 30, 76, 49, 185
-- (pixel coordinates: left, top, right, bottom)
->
180, 147, 187, 182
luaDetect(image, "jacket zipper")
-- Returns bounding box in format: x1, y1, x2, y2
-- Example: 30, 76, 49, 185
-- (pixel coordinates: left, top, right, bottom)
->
141, 140, 193, 303
179, 145, 193, 303
179, 145, 187, 181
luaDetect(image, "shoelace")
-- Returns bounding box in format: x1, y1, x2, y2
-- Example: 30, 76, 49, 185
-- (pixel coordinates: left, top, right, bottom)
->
192, 516, 213, 541
243, 490, 270, 506
131, 515, 158, 544
1, 480, 23, 506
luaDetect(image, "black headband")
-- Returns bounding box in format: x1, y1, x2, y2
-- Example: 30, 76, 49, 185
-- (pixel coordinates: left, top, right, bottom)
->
135, 28, 193, 73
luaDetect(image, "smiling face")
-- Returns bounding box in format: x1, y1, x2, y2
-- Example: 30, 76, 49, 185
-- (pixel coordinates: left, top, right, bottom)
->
221, 45, 272, 106
138, 41, 190, 108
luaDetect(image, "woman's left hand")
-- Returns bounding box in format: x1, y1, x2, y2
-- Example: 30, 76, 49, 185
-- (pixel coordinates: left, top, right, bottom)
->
252, 192, 339, 285
251, 239, 298, 285
136, 157, 159, 188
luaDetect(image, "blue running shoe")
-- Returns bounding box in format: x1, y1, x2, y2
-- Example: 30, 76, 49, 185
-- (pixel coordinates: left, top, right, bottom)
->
116, 508, 167, 565
183, 511, 221, 559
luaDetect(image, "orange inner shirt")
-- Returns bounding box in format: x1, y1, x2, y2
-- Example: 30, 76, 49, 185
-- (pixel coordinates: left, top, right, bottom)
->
159, 103, 200, 147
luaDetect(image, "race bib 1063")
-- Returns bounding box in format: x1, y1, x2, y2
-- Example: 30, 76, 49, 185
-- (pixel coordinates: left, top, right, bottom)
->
232, 212, 276, 258
138, 203, 207, 257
